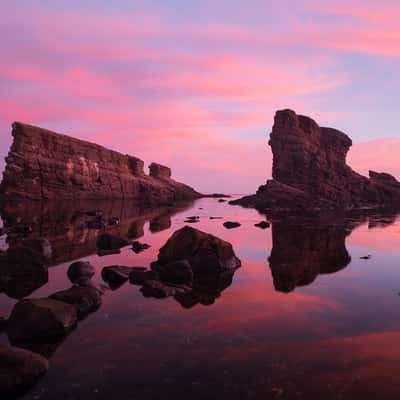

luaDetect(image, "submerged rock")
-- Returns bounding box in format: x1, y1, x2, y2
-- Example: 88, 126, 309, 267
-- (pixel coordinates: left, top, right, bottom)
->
223, 221, 241, 229
101, 265, 135, 290
0, 246, 48, 299
97, 234, 128, 250
49, 285, 102, 318
0, 345, 48, 398
7, 298, 77, 341
67, 261, 95, 283
129, 268, 158, 285
131, 241, 151, 253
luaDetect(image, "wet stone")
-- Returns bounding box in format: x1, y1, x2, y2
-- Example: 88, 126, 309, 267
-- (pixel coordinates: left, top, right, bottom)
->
223, 221, 241, 229
131, 241, 151, 254
67, 261, 95, 283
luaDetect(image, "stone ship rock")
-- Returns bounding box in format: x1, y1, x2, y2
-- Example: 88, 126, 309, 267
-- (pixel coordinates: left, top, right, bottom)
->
0, 122, 202, 204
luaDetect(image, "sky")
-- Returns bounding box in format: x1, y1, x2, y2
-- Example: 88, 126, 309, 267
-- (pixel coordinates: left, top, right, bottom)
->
1, 0, 400, 193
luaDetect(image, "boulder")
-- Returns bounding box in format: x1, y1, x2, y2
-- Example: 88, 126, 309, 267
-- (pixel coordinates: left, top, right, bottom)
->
152, 259, 193, 285
67, 261, 95, 283
140, 280, 188, 299
131, 241, 151, 254
152, 226, 241, 273
49, 285, 102, 318
0, 345, 48, 398
96, 234, 128, 250
7, 298, 77, 341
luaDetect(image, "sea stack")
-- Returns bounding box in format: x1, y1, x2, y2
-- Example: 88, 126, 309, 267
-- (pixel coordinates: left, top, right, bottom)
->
231, 109, 400, 212
0, 122, 202, 204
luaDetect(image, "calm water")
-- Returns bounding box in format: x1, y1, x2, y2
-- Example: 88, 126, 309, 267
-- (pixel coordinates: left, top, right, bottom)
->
1, 197, 400, 399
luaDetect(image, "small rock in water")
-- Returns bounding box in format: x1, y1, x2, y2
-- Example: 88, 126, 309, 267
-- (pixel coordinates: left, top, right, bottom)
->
0, 345, 48, 398
97, 234, 128, 250
67, 261, 95, 283
360, 255, 372, 260
254, 221, 270, 229
131, 241, 151, 253
223, 221, 241, 229
218, 199, 226, 203
101, 266, 135, 290
209, 216, 223, 220
97, 248, 121, 257
129, 268, 158, 285
108, 217, 120, 226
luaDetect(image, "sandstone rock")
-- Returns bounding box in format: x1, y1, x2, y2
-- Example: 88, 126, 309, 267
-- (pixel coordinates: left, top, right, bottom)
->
49, 285, 102, 318
7, 298, 77, 341
152, 226, 241, 273
131, 241, 151, 253
0, 345, 48, 398
232, 109, 400, 211
129, 268, 158, 285
0, 122, 202, 203
101, 265, 134, 290
0, 246, 48, 299
223, 221, 241, 229
67, 261, 95, 283
97, 233, 128, 250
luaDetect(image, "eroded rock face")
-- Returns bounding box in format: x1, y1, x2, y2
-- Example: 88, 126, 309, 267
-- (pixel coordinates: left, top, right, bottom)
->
232, 109, 400, 211
0, 345, 48, 398
0, 122, 202, 203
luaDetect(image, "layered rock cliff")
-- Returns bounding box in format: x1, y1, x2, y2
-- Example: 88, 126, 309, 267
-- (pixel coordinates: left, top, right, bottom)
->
0, 122, 202, 203
232, 109, 400, 211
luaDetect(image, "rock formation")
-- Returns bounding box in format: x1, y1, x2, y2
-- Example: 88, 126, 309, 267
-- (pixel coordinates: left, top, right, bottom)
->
231, 109, 400, 212
0, 122, 202, 203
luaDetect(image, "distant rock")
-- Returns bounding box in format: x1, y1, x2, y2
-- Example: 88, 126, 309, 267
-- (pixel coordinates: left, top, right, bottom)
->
97, 234, 128, 250
0, 345, 48, 398
67, 261, 95, 283
223, 221, 241, 229
255, 221, 270, 229
231, 109, 400, 211
49, 285, 102, 318
7, 298, 77, 341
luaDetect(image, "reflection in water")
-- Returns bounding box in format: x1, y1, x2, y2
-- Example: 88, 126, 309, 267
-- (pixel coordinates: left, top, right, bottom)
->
0, 198, 400, 400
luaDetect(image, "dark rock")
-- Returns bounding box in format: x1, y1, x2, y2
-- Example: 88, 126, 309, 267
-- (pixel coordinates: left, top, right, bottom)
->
209, 216, 223, 219
153, 226, 241, 273
73, 277, 109, 294
129, 268, 159, 285
152, 259, 194, 285
223, 221, 241, 229
97, 233, 128, 250
0, 246, 48, 299
21, 238, 52, 261
0, 316, 7, 331
0, 345, 48, 398
0, 122, 202, 203
360, 255, 372, 260
101, 265, 134, 290
131, 241, 151, 253
7, 298, 77, 341
140, 280, 179, 298
232, 109, 400, 211
85, 210, 103, 217
10, 224, 33, 235
209, 194, 231, 198
97, 248, 121, 257
49, 285, 102, 318
218, 199, 226, 203
87, 219, 107, 230
108, 217, 120, 225
255, 221, 270, 229
67, 261, 95, 283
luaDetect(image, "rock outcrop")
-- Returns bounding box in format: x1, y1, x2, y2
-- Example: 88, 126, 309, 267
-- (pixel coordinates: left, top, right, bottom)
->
231, 109, 400, 212
0, 122, 202, 203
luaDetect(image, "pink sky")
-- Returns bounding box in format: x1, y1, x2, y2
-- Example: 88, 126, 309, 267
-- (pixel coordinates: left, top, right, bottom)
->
1, 0, 399, 193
